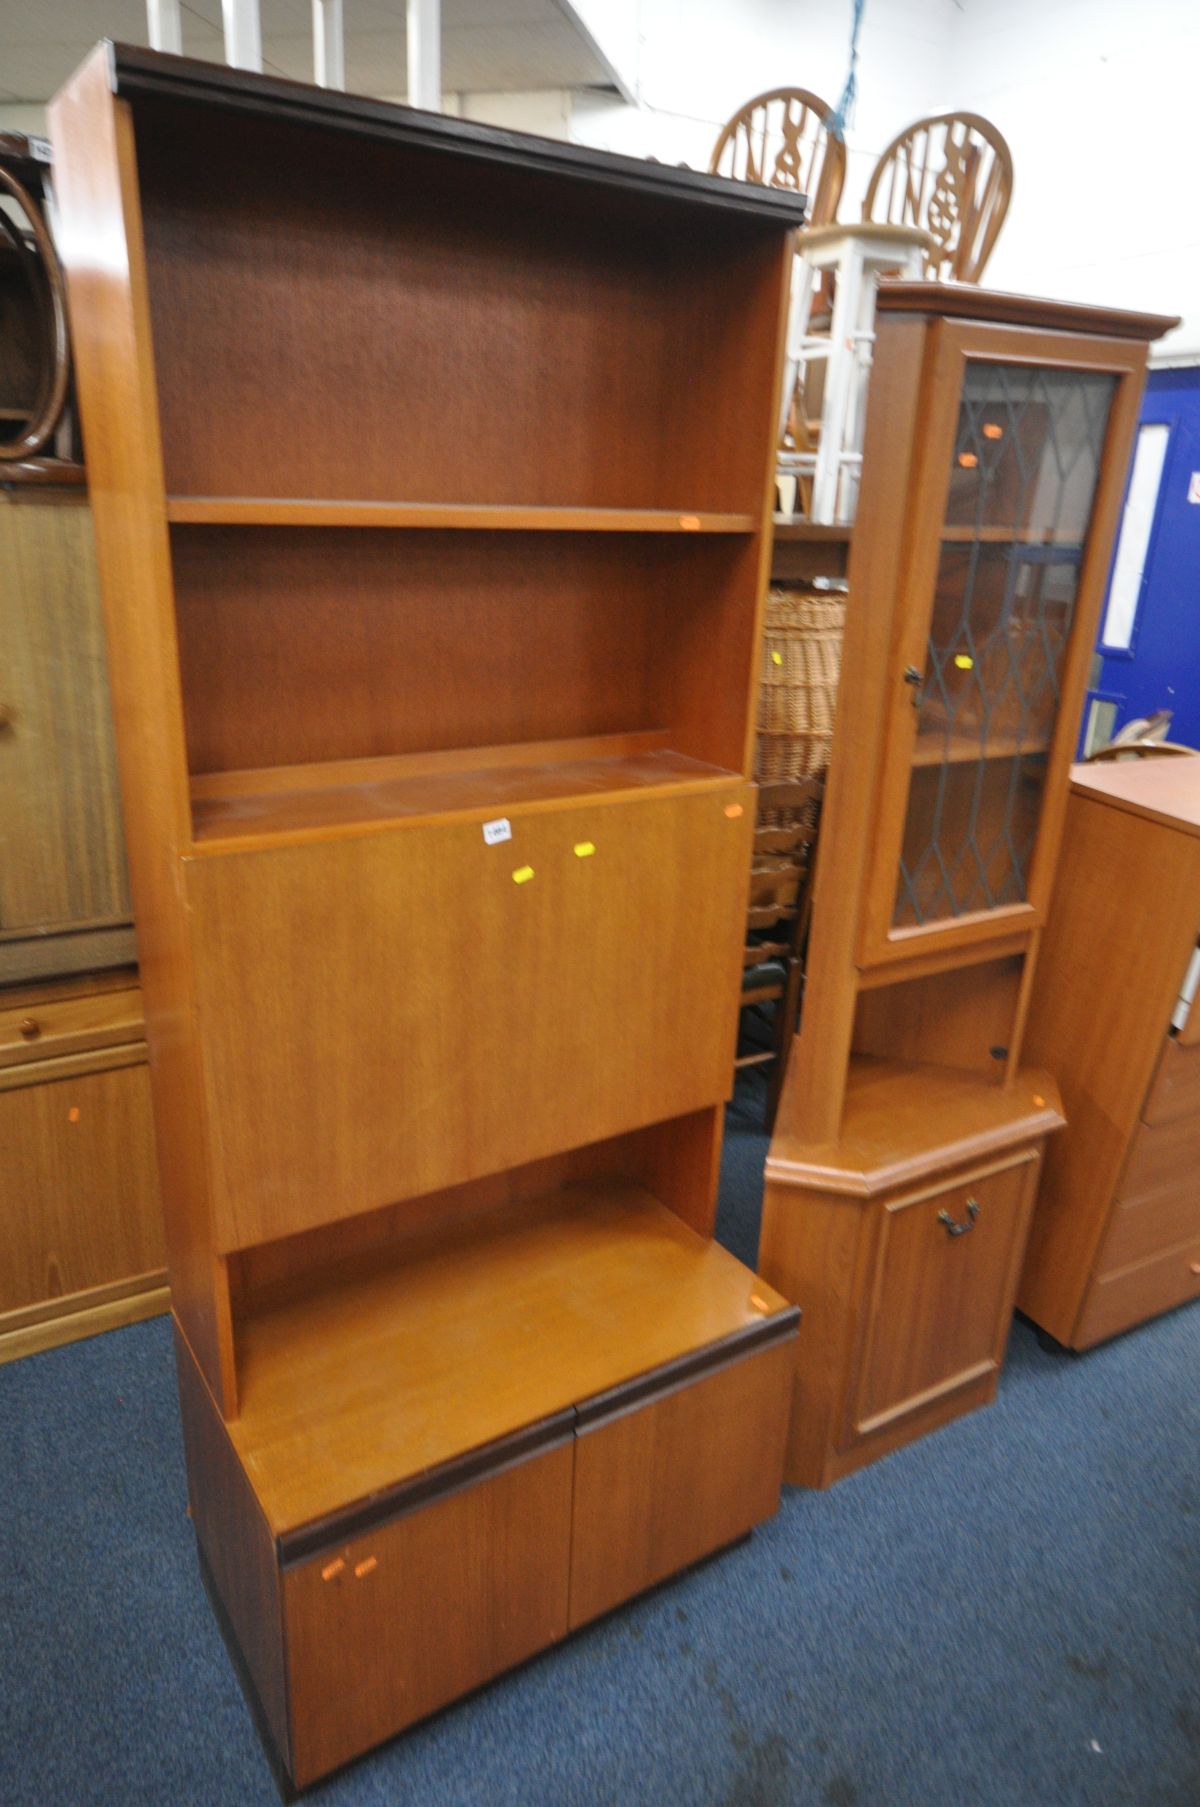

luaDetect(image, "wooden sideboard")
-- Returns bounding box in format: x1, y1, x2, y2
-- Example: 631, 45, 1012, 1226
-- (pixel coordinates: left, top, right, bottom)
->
1019, 758, 1200, 1346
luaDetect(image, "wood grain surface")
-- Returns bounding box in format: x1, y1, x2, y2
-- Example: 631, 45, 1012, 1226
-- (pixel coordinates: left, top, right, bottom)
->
229, 1181, 792, 1535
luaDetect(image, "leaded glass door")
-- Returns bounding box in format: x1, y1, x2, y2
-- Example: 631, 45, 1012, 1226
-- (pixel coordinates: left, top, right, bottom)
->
861, 325, 1136, 965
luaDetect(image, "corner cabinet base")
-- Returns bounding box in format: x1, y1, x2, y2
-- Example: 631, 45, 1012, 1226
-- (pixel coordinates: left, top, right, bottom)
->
173, 1209, 798, 1792
759, 1065, 1063, 1488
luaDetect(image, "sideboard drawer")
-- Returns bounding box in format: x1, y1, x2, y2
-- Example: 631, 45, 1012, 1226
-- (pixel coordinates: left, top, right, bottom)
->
0, 985, 143, 1069
1119, 1115, 1200, 1206
1076, 1235, 1200, 1347
1142, 1036, 1200, 1127
1098, 1177, 1200, 1273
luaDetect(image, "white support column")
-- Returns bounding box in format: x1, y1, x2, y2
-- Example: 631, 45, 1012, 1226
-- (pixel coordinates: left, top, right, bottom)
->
146, 0, 183, 55
221, 0, 263, 72
312, 0, 345, 90
407, 0, 441, 111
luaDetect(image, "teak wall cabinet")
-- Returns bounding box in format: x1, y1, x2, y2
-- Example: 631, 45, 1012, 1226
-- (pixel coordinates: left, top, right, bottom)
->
758, 283, 1175, 1488
51, 44, 803, 1789
1019, 759, 1200, 1347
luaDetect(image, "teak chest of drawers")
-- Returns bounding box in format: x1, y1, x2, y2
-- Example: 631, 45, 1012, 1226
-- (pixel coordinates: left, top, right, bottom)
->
1019, 758, 1200, 1346
50, 42, 803, 1788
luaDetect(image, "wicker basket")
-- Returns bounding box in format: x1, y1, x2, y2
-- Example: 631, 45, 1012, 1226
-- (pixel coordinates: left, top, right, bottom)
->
756, 587, 846, 812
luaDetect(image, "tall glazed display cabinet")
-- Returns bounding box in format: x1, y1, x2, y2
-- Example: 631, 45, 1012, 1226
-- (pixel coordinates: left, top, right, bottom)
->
51, 44, 804, 1789
759, 284, 1175, 1488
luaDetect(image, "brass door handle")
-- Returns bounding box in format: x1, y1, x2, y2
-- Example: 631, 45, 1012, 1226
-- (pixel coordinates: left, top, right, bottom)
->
937, 1197, 980, 1237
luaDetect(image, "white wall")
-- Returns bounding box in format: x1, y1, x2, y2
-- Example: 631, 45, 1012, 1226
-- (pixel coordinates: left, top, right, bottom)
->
570, 0, 959, 219
566, 0, 1194, 358
945, 0, 1197, 356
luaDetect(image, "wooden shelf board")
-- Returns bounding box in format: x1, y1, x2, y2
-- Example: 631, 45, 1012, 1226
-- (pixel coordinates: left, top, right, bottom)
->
166, 498, 758, 535
767, 1056, 1064, 1197
190, 735, 741, 850
229, 1179, 792, 1536
911, 732, 1050, 767
939, 526, 1084, 547
771, 517, 852, 544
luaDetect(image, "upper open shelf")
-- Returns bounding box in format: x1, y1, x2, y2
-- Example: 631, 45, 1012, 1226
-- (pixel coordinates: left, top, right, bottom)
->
165, 500, 758, 534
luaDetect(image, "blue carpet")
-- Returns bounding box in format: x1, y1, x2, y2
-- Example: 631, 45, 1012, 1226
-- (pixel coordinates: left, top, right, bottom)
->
2, 1095, 1197, 1807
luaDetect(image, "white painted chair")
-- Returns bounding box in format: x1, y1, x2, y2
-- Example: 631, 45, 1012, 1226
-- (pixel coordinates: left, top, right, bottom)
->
778, 221, 933, 524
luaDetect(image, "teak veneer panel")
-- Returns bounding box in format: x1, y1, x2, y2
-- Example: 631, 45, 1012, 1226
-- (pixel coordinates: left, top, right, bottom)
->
229, 1182, 793, 1536
285, 1442, 574, 1789
188, 787, 752, 1249
569, 1338, 795, 1628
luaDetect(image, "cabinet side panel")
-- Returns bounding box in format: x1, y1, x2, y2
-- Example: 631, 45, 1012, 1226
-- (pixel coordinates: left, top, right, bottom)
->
1018, 793, 1200, 1339
173, 1326, 290, 1767
49, 55, 233, 1407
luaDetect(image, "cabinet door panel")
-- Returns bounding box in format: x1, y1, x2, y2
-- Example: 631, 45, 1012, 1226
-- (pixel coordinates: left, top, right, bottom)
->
849, 1153, 1038, 1438
1141, 1036, 1200, 1126
284, 1442, 572, 1788
0, 1059, 164, 1314
861, 325, 1145, 969
187, 787, 752, 1249
569, 1337, 795, 1630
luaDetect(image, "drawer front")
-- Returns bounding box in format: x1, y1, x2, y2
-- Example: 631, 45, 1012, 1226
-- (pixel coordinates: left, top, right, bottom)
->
1076, 1236, 1200, 1347
1119, 1115, 1200, 1206
0, 986, 143, 1069
187, 787, 753, 1250
284, 1440, 573, 1788
1098, 1179, 1200, 1274
1142, 1036, 1200, 1127
569, 1333, 795, 1630
0, 1058, 164, 1315
849, 1153, 1040, 1441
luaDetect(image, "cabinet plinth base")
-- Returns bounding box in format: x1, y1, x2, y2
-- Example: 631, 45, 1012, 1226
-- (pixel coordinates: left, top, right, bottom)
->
760, 1062, 1063, 1488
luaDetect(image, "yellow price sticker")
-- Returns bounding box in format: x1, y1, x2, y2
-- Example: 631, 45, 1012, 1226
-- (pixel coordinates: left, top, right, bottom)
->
512, 865, 535, 885
953, 654, 974, 670
574, 842, 596, 858
771, 650, 783, 666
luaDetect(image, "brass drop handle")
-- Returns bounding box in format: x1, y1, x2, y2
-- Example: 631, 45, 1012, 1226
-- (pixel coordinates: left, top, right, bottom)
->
938, 1197, 980, 1238
18, 1017, 40, 1041
1190, 1261, 1200, 1278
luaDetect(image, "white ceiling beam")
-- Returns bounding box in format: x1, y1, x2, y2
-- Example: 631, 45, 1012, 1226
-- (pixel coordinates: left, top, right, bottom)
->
146, 0, 183, 56
312, 0, 345, 90
221, 0, 263, 73
407, 0, 441, 112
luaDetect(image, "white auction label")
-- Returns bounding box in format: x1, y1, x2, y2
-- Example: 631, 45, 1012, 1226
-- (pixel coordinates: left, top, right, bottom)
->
482, 817, 512, 845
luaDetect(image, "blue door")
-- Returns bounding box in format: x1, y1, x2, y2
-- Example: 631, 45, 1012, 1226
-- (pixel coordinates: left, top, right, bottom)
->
1080, 366, 1200, 754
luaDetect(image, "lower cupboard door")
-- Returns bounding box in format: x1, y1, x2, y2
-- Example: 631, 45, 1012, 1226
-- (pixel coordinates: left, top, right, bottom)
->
283, 1440, 573, 1787
568, 1335, 797, 1630
846, 1152, 1040, 1444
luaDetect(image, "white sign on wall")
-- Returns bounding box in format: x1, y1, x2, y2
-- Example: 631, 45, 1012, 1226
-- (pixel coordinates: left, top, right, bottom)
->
1187, 472, 1200, 505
